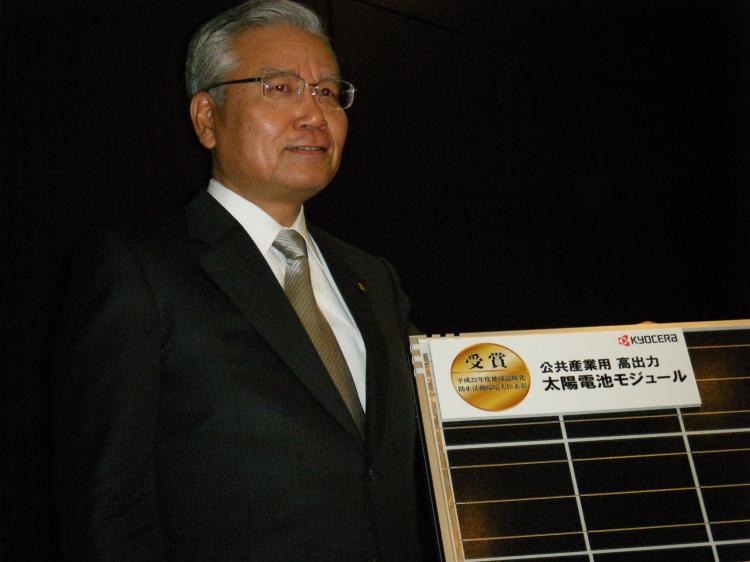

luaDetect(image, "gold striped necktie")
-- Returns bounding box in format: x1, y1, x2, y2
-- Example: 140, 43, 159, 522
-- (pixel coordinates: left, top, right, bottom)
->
273, 229, 365, 436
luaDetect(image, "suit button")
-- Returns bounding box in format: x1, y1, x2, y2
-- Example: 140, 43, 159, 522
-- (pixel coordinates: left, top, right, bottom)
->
367, 468, 375, 480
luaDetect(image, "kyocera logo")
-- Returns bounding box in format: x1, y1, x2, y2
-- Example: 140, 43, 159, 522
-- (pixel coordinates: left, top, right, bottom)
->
618, 333, 679, 346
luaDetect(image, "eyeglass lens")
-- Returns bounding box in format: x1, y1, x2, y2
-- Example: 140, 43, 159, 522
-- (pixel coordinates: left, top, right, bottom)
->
263, 73, 354, 109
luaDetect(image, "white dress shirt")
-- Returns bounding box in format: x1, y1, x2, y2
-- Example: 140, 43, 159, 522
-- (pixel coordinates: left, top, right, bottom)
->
207, 179, 367, 409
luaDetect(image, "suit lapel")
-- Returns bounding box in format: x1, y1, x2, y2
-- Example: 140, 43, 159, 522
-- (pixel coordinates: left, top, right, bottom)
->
312, 231, 391, 459
186, 192, 364, 447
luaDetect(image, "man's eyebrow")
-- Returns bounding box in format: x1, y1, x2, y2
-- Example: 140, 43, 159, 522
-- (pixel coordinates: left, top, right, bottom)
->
259, 66, 341, 80
259, 66, 287, 74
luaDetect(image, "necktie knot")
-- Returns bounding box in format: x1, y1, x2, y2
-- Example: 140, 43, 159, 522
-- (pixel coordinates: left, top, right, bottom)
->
273, 229, 307, 261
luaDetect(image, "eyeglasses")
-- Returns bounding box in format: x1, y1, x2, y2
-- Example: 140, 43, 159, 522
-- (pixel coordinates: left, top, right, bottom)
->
206, 71, 356, 110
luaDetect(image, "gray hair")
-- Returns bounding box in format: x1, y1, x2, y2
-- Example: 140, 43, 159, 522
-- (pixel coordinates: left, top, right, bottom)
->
185, 0, 333, 104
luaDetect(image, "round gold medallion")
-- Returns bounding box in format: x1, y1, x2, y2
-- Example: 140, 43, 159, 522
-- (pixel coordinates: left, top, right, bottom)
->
451, 343, 531, 411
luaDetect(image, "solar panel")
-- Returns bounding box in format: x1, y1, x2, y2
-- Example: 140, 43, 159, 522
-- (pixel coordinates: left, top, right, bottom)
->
412, 321, 750, 562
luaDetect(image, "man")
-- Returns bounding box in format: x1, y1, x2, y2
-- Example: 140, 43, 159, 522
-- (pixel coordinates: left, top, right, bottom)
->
52, 1, 426, 560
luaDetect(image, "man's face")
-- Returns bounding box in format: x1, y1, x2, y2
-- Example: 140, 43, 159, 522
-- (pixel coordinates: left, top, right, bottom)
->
194, 25, 348, 212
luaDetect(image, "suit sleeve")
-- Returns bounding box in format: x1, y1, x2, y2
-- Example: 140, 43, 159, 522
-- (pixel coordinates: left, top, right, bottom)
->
51, 230, 165, 561
378, 257, 413, 338
381, 256, 439, 560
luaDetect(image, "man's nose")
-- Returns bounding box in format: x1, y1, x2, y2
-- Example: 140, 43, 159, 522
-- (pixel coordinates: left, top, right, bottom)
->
294, 86, 327, 129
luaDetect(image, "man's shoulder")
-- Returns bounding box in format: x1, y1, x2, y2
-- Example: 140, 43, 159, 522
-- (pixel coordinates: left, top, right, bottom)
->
79, 190, 221, 255
75, 208, 184, 262
310, 225, 406, 294
309, 226, 373, 260
114, 207, 187, 244
309, 226, 391, 275
65, 194, 219, 286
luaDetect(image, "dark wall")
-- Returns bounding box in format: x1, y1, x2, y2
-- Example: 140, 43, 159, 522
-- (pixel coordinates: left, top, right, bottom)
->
2, 1, 748, 559
319, 0, 750, 332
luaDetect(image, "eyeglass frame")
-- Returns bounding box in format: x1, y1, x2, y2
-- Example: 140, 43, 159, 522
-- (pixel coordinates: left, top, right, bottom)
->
204, 72, 356, 110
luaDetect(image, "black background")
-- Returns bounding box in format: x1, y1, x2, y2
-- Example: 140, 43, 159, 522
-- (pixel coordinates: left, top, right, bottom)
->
2, 0, 749, 559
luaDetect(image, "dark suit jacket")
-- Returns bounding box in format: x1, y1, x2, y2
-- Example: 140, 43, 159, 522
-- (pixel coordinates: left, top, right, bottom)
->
52, 191, 425, 561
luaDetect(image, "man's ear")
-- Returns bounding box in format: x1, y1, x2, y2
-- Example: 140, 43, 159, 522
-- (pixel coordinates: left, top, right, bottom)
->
190, 92, 217, 149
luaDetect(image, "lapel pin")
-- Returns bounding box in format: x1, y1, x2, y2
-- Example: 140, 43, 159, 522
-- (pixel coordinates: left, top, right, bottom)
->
357, 281, 367, 294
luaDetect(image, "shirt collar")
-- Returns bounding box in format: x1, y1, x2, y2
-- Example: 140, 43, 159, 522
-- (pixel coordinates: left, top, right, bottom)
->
207, 178, 318, 259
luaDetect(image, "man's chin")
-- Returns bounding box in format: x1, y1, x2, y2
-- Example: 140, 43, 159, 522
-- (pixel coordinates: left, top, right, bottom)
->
282, 175, 334, 197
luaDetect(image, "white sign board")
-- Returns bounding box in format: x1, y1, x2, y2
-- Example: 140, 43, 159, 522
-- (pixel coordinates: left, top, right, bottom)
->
424, 328, 701, 420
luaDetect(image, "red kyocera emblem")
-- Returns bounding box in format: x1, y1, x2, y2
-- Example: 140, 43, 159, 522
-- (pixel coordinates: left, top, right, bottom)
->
618, 335, 630, 346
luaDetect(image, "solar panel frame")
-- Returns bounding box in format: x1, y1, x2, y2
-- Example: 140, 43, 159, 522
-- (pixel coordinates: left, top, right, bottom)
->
412, 320, 750, 562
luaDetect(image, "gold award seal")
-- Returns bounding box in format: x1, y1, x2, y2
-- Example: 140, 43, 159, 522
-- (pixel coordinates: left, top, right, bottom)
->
451, 343, 531, 411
